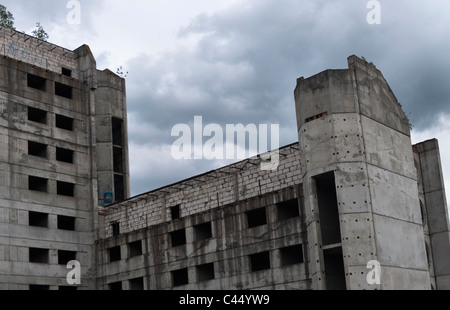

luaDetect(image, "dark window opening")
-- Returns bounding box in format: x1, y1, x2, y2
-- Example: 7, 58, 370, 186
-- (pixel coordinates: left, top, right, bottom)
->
194, 222, 212, 241
58, 250, 76, 265
171, 229, 186, 247
29, 285, 50, 291
108, 246, 121, 262
57, 181, 75, 197
109, 282, 122, 290
113, 147, 124, 173
246, 207, 267, 228
250, 251, 271, 272
112, 222, 120, 237
172, 268, 189, 287
29, 211, 48, 228
128, 241, 143, 257
323, 247, 346, 290
277, 199, 300, 220
28, 141, 47, 159
29, 248, 49, 263
58, 215, 75, 231
55, 82, 73, 99
55, 114, 74, 131
61, 68, 72, 77
197, 263, 215, 282
28, 176, 48, 193
171, 205, 181, 220
129, 277, 144, 290
315, 172, 341, 245
27, 74, 46, 91
280, 245, 304, 266
28, 107, 47, 124
56, 147, 74, 164
112, 118, 124, 146
114, 174, 125, 202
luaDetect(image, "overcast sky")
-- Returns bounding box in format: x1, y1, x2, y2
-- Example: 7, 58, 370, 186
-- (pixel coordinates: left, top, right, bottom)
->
3, 0, 449, 209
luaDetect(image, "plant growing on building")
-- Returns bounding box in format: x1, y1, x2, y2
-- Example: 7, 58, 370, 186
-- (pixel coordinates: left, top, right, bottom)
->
32, 22, 49, 41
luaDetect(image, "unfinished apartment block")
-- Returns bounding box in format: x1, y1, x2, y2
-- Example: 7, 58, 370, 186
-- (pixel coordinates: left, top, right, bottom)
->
0, 26, 448, 290
0, 28, 129, 290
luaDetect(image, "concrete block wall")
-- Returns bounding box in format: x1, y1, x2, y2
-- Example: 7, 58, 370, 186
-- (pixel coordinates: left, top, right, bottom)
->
96, 185, 308, 290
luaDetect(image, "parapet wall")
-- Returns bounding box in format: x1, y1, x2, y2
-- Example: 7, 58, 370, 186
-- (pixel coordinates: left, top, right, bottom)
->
100, 143, 302, 238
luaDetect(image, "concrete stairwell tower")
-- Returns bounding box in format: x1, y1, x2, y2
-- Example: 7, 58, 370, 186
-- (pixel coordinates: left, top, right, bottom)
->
294, 55, 431, 290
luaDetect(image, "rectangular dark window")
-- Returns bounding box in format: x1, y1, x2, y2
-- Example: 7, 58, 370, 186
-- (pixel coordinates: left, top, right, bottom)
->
112, 118, 124, 146
171, 229, 186, 247
250, 251, 271, 272
113, 147, 124, 173
57, 215, 75, 231
56, 147, 74, 164
171, 205, 181, 220
112, 222, 120, 237
29, 248, 49, 263
172, 268, 189, 287
246, 207, 267, 228
114, 174, 125, 202
55, 114, 74, 131
28, 107, 47, 124
280, 245, 304, 266
128, 241, 143, 257
28, 176, 48, 193
28, 141, 47, 159
108, 246, 121, 262
277, 199, 300, 221
57, 181, 75, 197
61, 68, 72, 77
197, 263, 215, 282
194, 222, 212, 241
129, 278, 144, 290
27, 74, 46, 91
58, 250, 76, 265
55, 82, 73, 99
109, 282, 122, 290
29, 211, 48, 228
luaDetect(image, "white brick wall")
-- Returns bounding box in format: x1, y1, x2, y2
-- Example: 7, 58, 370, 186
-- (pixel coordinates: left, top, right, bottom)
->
102, 143, 303, 238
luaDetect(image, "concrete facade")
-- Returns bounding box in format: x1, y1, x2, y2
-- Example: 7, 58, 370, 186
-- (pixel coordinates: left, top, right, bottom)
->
0, 28, 448, 290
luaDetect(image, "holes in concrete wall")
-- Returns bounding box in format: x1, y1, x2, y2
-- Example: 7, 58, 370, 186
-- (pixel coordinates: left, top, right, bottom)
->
305, 111, 328, 123
280, 245, 304, 266
128, 240, 143, 257
57, 181, 75, 197
172, 268, 189, 287
55, 82, 73, 99
55, 114, 74, 131
171, 229, 186, 247
58, 250, 76, 265
61, 67, 72, 77
129, 277, 144, 290
29, 248, 49, 263
28, 141, 47, 159
27, 74, 46, 91
56, 147, 74, 164
112, 222, 120, 237
277, 199, 300, 221
194, 222, 212, 241
246, 207, 267, 228
250, 251, 271, 272
28, 107, 47, 124
58, 215, 75, 231
109, 281, 122, 290
28, 176, 48, 193
29, 211, 48, 228
108, 246, 121, 262
171, 205, 181, 220
197, 263, 215, 282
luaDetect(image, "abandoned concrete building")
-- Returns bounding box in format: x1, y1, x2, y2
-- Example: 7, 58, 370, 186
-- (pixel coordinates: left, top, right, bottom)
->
0, 28, 449, 290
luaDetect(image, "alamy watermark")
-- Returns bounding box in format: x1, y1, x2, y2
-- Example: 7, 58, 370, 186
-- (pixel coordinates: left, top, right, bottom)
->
171, 116, 280, 171
366, 260, 381, 285
66, 260, 81, 285
67, 0, 81, 25
367, 0, 381, 25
